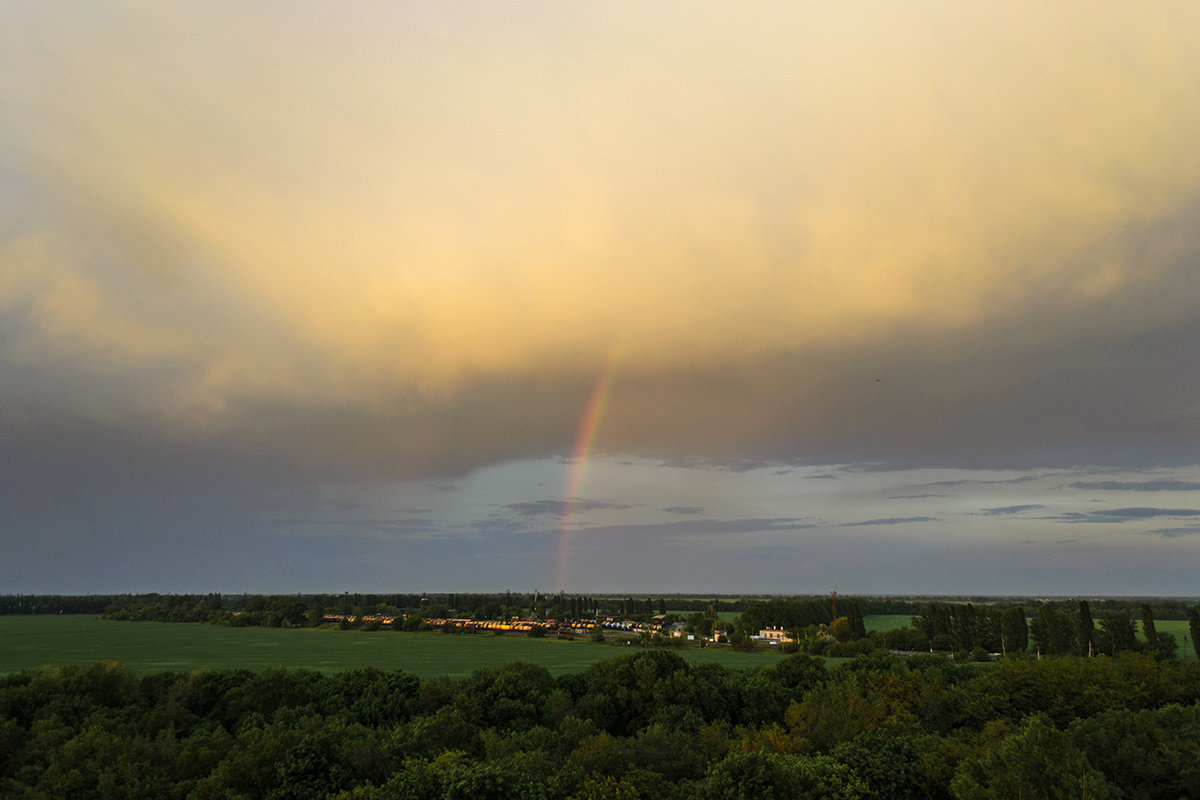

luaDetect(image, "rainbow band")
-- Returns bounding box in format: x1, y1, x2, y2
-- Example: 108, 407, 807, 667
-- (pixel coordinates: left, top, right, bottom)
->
554, 355, 616, 591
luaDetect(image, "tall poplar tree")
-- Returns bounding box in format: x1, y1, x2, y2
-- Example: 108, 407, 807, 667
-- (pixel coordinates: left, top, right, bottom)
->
1035, 604, 1066, 655
952, 603, 977, 651
1189, 607, 1200, 660
1141, 603, 1158, 654
1001, 606, 1029, 656
847, 602, 867, 638
1076, 601, 1096, 657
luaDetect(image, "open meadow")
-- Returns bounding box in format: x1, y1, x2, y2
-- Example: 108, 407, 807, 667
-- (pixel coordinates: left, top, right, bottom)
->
0, 615, 774, 678
863, 613, 913, 632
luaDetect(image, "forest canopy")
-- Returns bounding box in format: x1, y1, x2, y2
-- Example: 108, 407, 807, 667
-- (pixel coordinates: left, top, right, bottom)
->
4, 649, 1200, 798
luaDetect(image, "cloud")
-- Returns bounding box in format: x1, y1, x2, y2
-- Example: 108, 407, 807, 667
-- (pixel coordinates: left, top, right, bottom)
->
6, 5, 1200, 595
468, 518, 532, 536
924, 475, 1048, 488
505, 499, 632, 517
572, 517, 821, 539
1071, 480, 1200, 492
663, 506, 705, 515
2, 3, 1200, 483
980, 504, 1046, 516
1050, 508, 1200, 523
1146, 526, 1200, 539
843, 517, 938, 527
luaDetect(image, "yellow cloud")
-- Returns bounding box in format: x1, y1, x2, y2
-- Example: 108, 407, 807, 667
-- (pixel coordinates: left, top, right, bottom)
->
5, 1, 1200, 417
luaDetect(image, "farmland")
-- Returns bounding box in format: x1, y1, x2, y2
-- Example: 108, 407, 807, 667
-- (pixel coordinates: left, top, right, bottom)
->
0, 615, 771, 678
3, 608, 1191, 678
863, 613, 913, 632
3, 609, 1199, 798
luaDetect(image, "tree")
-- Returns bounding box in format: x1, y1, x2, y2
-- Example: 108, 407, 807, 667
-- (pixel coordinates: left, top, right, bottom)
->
686, 613, 715, 639
952, 604, 978, 651
730, 629, 756, 652
845, 603, 867, 639
1032, 604, 1067, 655
914, 603, 953, 646
1069, 706, 1200, 799
1190, 607, 1200, 660
1140, 604, 1158, 654
1000, 608, 1028, 657
568, 774, 644, 800
950, 713, 1119, 800
1153, 631, 1179, 661
1098, 611, 1137, 655
1075, 601, 1095, 657
832, 731, 926, 800
699, 750, 867, 800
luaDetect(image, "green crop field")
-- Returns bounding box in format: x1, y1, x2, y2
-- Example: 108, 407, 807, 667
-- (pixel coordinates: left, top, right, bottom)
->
863, 614, 914, 632
0, 616, 775, 678
1140, 619, 1194, 658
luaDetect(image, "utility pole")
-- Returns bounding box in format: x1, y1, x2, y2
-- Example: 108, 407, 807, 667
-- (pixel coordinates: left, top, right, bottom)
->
831, 589, 838, 622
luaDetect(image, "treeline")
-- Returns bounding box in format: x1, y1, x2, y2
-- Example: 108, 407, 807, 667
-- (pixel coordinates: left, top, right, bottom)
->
881, 603, 1033, 658
4, 651, 1200, 798
879, 601, 1200, 662
0, 595, 112, 615
89, 594, 755, 630
7, 593, 1194, 618
736, 598, 1200, 663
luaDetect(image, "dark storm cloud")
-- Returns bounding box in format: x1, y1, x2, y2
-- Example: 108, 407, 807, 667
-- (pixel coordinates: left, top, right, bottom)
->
663, 506, 706, 515
1071, 480, 1200, 492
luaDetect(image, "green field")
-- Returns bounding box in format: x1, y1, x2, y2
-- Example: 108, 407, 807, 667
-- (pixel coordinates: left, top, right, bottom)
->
1140, 619, 1194, 658
863, 614, 914, 632
0, 616, 776, 678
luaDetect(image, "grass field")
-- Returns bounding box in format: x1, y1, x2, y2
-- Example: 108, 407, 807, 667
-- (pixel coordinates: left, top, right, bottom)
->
0, 616, 777, 678
863, 614, 914, 632
1139, 620, 1194, 658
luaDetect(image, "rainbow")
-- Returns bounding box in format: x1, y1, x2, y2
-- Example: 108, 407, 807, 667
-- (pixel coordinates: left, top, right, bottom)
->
554, 354, 616, 591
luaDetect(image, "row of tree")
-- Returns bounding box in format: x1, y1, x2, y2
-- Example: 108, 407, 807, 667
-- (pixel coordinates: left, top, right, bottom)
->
8, 593, 1197, 618
4, 649, 1200, 798
2, 594, 759, 620
91, 594, 726, 629
876, 601, 1200, 661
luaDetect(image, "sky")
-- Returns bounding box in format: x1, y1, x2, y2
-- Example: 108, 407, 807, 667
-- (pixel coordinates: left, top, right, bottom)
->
3, 2, 1200, 597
